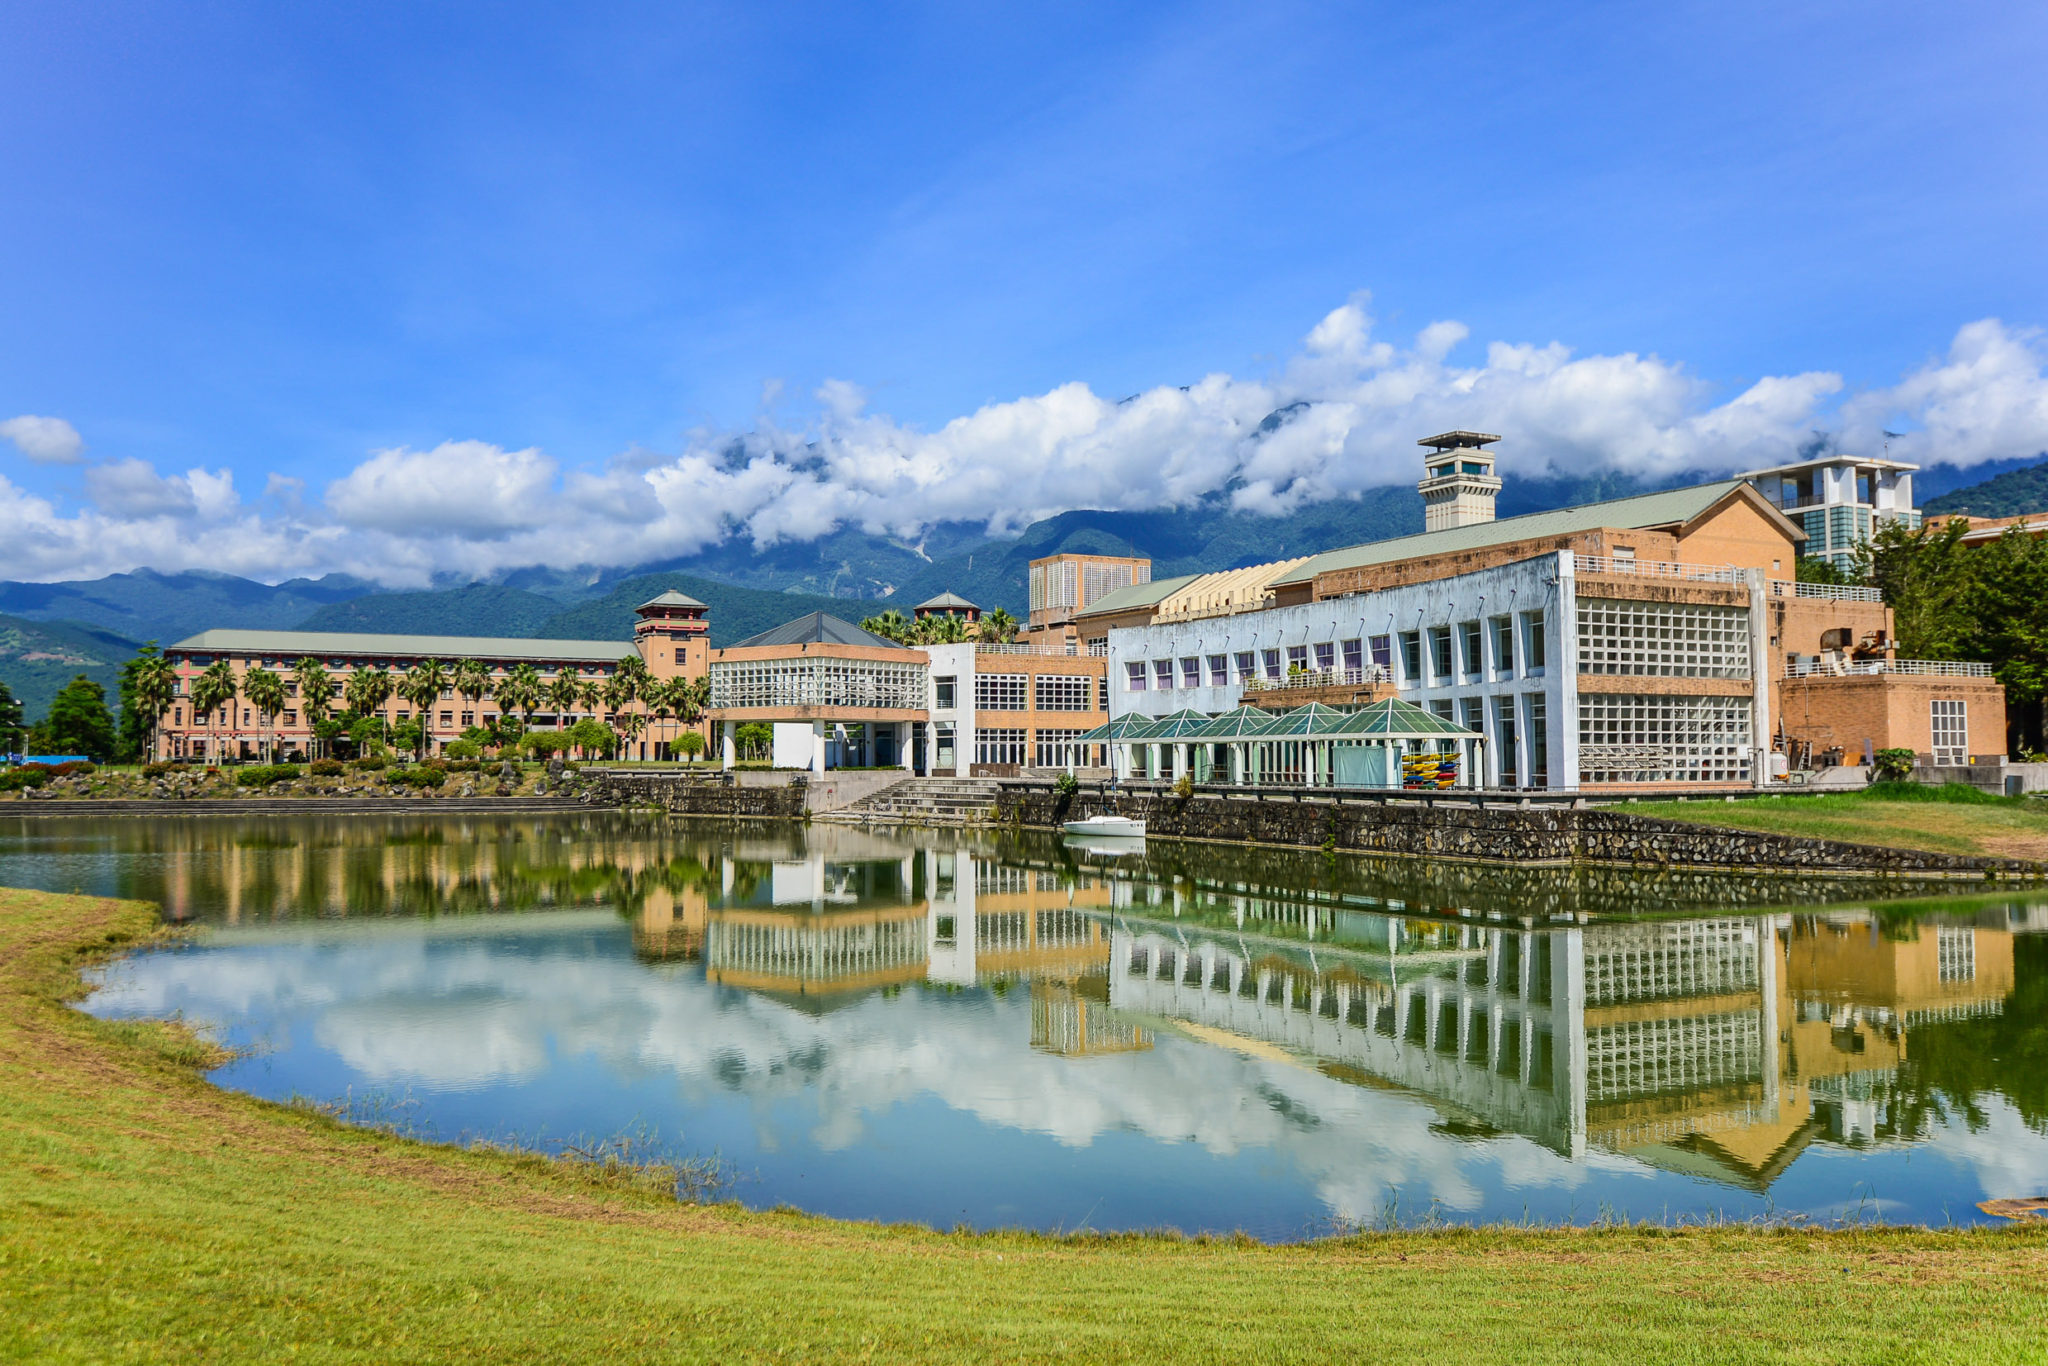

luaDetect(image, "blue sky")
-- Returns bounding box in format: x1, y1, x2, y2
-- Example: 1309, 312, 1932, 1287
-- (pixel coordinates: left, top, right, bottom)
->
2, 1, 2045, 584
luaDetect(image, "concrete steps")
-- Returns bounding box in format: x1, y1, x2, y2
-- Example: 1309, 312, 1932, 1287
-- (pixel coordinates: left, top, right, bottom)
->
816, 777, 1003, 826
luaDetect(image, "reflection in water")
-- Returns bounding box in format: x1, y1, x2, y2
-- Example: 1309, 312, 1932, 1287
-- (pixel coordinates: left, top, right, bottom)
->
11, 811, 2043, 1236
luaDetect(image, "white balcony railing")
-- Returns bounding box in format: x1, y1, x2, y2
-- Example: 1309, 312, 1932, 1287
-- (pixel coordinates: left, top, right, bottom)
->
1769, 579, 1884, 604
1242, 666, 1393, 693
1787, 658, 1992, 678
1571, 554, 1746, 584
976, 641, 1090, 658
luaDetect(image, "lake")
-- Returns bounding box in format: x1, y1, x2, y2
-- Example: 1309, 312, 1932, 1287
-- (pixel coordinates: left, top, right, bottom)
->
7, 810, 2045, 1240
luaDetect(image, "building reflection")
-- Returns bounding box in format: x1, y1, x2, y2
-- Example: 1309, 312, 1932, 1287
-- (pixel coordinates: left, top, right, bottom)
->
81, 810, 2037, 1190
1102, 884, 2025, 1189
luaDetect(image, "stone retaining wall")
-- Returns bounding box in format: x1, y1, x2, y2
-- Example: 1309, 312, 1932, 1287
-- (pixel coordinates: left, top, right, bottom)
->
999, 785, 2042, 879
588, 771, 806, 820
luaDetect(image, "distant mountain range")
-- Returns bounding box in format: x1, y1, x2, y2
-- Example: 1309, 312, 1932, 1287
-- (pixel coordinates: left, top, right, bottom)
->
2, 451, 2042, 718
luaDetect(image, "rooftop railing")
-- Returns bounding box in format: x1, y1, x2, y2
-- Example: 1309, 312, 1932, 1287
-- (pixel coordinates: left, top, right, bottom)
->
1571, 554, 1746, 584
975, 641, 1106, 659
1769, 579, 1884, 604
1242, 666, 1392, 693
1787, 657, 1992, 678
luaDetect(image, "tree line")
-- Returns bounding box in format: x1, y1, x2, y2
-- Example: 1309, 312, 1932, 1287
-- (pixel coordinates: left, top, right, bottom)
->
1860, 516, 2048, 754
6, 650, 712, 765
857, 606, 1016, 646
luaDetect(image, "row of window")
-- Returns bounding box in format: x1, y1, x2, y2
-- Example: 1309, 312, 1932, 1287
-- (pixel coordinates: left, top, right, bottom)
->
933, 673, 1099, 712
1124, 612, 1548, 693
1576, 599, 1751, 679
175, 657, 623, 678
709, 658, 927, 711
928, 724, 1097, 769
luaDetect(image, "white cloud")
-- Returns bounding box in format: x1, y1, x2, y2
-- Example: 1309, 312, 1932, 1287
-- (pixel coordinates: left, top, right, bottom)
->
325, 441, 557, 538
5, 302, 2048, 586
0, 414, 85, 464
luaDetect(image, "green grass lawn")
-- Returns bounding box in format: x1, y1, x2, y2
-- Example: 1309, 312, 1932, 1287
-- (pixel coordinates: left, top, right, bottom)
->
3, 887, 2047, 1363
1614, 783, 2048, 861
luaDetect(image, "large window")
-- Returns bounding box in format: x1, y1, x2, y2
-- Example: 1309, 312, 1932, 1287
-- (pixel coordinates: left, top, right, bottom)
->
1493, 617, 1515, 679
1313, 642, 1335, 673
934, 722, 956, 769
710, 656, 926, 710
1429, 628, 1453, 682
1461, 621, 1483, 678
1235, 651, 1257, 684
975, 673, 1028, 710
1342, 639, 1363, 678
1180, 656, 1202, 688
1153, 659, 1174, 691
1208, 654, 1229, 687
1578, 694, 1754, 784
1126, 661, 1147, 692
1034, 674, 1093, 711
1523, 611, 1548, 673
1262, 648, 1282, 681
1496, 695, 1519, 785
1526, 693, 1549, 787
934, 675, 957, 710
1035, 728, 1089, 767
975, 728, 1026, 766
1931, 699, 1968, 764
1370, 635, 1392, 670
1286, 645, 1308, 675
1576, 599, 1748, 678
1399, 632, 1423, 683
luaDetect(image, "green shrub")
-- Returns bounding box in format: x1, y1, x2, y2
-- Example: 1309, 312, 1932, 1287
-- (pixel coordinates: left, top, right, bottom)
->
0, 768, 51, 791
1872, 747, 1917, 783
444, 739, 481, 760
1053, 772, 1080, 800
141, 761, 186, 779
52, 761, 97, 777
445, 759, 481, 773
309, 758, 345, 777
234, 764, 302, 788
352, 755, 388, 771
392, 765, 447, 788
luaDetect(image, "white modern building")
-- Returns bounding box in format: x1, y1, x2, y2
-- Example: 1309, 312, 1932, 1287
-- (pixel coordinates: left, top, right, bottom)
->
1742, 454, 1920, 573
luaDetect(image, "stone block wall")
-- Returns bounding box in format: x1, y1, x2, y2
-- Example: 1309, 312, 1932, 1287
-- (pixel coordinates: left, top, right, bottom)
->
999, 784, 2039, 878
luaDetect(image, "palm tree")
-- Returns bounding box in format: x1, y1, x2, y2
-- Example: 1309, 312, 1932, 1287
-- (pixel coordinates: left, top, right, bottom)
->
602, 669, 641, 759
398, 660, 448, 759
191, 660, 238, 765
913, 613, 968, 646
861, 609, 912, 643
978, 606, 1017, 643
242, 668, 289, 763
494, 664, 543, 734
293, 658, 336, 757
547, 673, 583, 732
344, 667, 394, 753
615, 710, 646, 759
452, 659, 492, 730
128, 648, 179, 762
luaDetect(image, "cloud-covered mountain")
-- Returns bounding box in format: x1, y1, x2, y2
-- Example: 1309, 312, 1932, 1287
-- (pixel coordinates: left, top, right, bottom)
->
6, 300, 2048, 589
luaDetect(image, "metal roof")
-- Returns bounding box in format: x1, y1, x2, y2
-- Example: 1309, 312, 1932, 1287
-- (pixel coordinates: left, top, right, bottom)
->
1113, 709, 1216, 741
1073, 572, 1203, 619
1269, 479, 1781, 588
725, 612, 912, 650
1244, 703, 1356, 737
636, 589, 707, 610
913, 591, 980, 611
167, 628, 633, 663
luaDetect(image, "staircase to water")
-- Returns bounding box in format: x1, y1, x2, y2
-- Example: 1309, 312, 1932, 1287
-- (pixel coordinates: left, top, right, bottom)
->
813, 776, 1004, 827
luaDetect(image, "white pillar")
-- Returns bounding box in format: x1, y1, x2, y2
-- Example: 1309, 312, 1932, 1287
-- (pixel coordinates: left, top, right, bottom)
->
720, 720, 736, 770
812, 720, 827, 773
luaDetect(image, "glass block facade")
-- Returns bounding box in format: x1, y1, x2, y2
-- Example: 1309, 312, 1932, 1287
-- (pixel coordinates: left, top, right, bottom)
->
1576, 598, 1751, 679
1577, 694, 1754, 784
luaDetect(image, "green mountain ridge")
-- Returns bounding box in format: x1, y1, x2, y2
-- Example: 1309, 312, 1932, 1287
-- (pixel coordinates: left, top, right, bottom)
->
1922, 456, 2048, 518
0, 614, 143, 721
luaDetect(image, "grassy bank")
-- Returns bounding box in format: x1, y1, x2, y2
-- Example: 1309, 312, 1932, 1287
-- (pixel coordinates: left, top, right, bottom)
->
4, 890, 2047, 1363
1614, 783, 2048, 861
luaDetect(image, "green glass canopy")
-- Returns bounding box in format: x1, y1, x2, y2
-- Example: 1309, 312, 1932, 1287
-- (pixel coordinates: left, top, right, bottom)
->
1183, 705, 1276, 740
1323, 698, 1481, 738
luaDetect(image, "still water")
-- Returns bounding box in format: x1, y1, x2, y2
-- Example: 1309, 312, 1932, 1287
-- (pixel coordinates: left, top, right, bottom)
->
7, 811, 2046, 1239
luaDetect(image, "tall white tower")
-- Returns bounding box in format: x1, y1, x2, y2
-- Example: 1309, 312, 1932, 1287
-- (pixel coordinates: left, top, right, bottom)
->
1417, 431, 1503, 532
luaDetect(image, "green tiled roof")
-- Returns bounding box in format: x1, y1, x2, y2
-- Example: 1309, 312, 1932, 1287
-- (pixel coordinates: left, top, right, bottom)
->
1270, 479, 1775, 587
1074, 573, 1200, 618
168, 628, 633, 663
1325, 698, 1479, 737
1184, 706, 1276, 739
